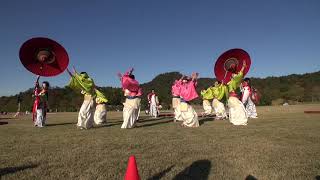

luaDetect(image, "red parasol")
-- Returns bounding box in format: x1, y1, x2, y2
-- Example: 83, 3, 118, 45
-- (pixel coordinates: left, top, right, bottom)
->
214, 48, 251, 83
19, 37, 69, 77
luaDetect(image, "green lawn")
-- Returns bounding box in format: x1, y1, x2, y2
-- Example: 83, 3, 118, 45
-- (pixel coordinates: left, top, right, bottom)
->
0, 104, 320, 180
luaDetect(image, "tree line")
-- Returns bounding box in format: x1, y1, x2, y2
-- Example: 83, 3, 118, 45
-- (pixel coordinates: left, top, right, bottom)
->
1, 71, 319, 112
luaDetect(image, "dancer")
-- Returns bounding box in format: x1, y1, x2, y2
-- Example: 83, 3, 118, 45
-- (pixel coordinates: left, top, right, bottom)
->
211, 81, 228, 120
200, 86, 213, 116
171, 76, 183, 122
33, 76, 49, 127
13, 93, 22, 118
94, 88, 108, 125
118, 68, 142, 129
227, 62, 248, 125
32, 76, 41, 123
241, 78, 258, 118
148, 90, 159, 118
178, 73, 199, 127
68, 67, 97, 129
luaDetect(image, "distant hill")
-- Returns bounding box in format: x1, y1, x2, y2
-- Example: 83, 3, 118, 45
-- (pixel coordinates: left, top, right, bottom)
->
1, 71, 320, 112
139, 72, 217, 109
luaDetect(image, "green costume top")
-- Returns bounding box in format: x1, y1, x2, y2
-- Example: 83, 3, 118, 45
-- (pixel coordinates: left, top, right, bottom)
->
211, 84, 227, 101
68, 72, 108, 103
69, 72, 95, 95
201, 83, 227, 101
201, 87, 214, 100
227, 71, 243, 93
95, 88, 108, 104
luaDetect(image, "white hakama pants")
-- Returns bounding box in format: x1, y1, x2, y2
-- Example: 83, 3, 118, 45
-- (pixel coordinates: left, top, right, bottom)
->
178, 102, 199, 127
172, 97, 182, 121
149, 103, 158, 118
94, 103, 107, 125
212, 98, 227, 119
77, 96, 95, 129
122, 98, 140, 129
35, 104, 46, 127
228, 97, 248, 125
245, 97, 258, 118
202, 100, 212, 115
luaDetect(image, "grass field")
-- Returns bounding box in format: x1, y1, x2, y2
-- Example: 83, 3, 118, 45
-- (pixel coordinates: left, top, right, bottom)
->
0, 104, 320, 180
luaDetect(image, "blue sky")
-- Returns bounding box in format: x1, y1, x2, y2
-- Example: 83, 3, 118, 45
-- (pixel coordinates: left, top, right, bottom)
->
0, 0, 319, 96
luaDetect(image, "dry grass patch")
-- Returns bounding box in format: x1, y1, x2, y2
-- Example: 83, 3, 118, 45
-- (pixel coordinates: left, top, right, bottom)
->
0, 104, 320, 179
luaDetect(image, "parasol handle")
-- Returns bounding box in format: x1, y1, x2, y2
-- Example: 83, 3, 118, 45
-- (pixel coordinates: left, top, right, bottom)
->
34, 75, 40, 93
36, 75, 40, 83
66, 68, 73, 77
72, 66, 78, 74
221, 71, 228, 84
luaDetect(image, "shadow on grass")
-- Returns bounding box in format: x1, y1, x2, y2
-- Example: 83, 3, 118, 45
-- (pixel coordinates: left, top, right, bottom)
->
0, 117, 12, 120
198, 117, 214, 125
107, 118, 128, 125
315, 175, 320, 180
109, 120, 124, 123
173, 160, 211, 180
158, 114, 174, 118
147, 165, 175, 180
94, 121, 123, 128
0, 164, 38, 176
245, 174, 258, 180
0, 117, 12, 125
137, 117, 166, 123
46, 122, 75, 127
106, 122, 123, 127
93, 117, 172, 128
0, 121, 8, 125
137, 119, 173, 128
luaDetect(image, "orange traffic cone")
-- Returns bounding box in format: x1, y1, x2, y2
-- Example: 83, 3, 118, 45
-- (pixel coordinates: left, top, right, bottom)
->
124, 155, 140, 180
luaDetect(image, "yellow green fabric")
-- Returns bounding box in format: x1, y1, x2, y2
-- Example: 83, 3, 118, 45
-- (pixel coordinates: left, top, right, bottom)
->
201, 83, 227, 101
95, 89, 108, 103
227, 71, 243, 93
68, 72, 95, 95
68, 72, 108, 103
201, 88, 214, 100
212, 84, 227, 100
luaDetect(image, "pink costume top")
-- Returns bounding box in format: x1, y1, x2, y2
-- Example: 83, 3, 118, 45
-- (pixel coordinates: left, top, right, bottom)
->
171, 80, 182, 97
123, 87, 143, 97
179, 80, 199, 102
120, 69, 142, 97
